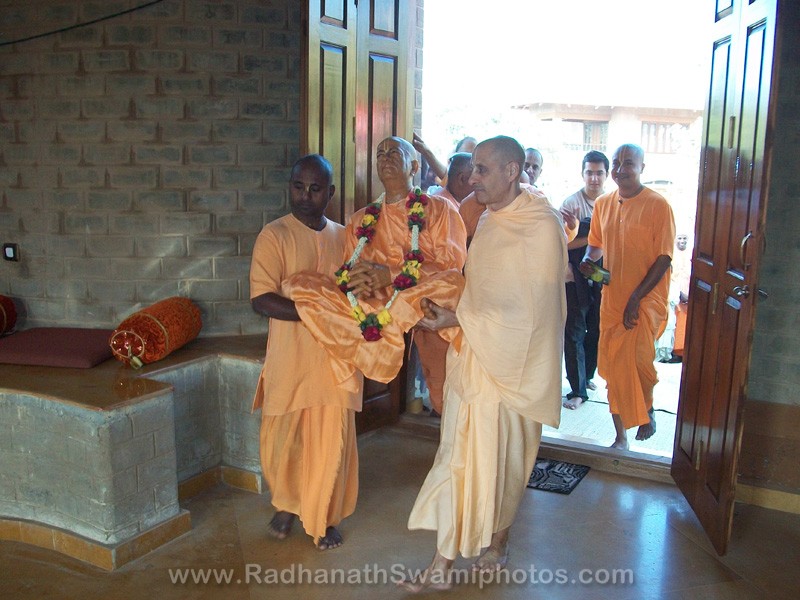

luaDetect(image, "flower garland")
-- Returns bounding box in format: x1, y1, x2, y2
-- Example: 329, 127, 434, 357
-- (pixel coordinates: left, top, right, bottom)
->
334, 187, 428, 341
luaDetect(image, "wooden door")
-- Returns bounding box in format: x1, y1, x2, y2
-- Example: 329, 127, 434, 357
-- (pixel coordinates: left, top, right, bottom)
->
304, 0, 357, 224
671, 0, 777, 555
304, 1, 415, 433
353, 0, 413, 210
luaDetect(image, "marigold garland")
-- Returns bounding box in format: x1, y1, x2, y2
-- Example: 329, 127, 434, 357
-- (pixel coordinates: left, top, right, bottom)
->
334, 187, 428, 341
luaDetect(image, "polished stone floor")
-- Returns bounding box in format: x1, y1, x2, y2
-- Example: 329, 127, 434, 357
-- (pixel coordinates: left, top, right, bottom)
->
1, 428, 798, 600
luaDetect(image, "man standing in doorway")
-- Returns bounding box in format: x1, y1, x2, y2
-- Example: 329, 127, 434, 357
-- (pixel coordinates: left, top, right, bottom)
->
579, 144, 675, 449
561, 150, 608, 410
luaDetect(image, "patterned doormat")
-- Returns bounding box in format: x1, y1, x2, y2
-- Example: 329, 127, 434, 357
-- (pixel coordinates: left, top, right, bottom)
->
527, 459, 590, 495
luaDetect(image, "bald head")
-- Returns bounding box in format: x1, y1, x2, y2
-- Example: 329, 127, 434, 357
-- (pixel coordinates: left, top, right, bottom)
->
446, 152, 473, 202
476, 136, 525, 176
470, 136, 525, 210
381, 136, 416, 158
611, 143, 646, 197
615, 143, 644, 163
376, 136, 418, 195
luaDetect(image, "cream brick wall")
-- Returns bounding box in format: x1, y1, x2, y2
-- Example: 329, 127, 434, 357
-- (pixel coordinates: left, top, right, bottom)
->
0, 0, 302, 335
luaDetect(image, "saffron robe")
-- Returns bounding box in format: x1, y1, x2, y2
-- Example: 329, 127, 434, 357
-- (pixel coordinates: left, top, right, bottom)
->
285, 193, 467, 386
250, 214, 362, 541
408, 189, 567, 559
588, 187, 676, 428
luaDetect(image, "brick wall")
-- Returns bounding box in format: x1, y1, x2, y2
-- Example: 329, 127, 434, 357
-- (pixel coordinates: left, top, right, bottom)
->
748, 6, 800, 407
0, 0, 301, 335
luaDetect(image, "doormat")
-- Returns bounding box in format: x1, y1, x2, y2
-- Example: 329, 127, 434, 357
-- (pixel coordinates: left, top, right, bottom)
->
527, 459, 590, 495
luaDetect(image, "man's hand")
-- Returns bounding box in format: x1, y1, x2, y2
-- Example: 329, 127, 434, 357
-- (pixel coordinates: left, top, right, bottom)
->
347, 261, 391, 297
623, 294, 641, 329
560, 208, 578, 230
412, 133, 431, 157
577, 258, 595, 278
416, 298, 459, 331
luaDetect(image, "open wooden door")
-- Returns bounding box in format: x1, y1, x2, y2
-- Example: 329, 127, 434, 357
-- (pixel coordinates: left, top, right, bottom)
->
303, 0, 415, 433
672, 0, 778, 555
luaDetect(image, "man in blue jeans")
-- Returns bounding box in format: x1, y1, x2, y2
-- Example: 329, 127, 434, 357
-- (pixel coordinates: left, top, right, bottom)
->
560, 151, 608, 410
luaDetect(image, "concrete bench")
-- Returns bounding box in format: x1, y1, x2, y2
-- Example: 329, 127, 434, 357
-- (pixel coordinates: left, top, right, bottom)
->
0, 335, 265, 570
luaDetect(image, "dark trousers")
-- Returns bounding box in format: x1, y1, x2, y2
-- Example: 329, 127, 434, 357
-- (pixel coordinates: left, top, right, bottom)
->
564, 279, 601, 400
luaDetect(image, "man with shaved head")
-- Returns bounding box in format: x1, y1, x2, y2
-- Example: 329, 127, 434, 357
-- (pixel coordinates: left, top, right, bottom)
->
401, 135, 567, 591
285, 136, 467, 406
579, 144, 675, 450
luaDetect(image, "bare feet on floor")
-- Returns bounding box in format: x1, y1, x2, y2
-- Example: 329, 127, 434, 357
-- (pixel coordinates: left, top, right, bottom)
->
562, 396, 585, 410
267, 511, 295, 540
586, 380, 597, 391
635, 408, 657, 441
397, 552, 453, 593
472, 546, 508, 573
317, 526, 343, 550
610, 437, 629, 450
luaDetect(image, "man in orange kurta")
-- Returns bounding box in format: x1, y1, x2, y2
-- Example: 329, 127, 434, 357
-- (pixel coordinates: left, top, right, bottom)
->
250, 155, 363, 550
580, 144, 676, 449
401, 136, 566, 592
285, 137, 467, 415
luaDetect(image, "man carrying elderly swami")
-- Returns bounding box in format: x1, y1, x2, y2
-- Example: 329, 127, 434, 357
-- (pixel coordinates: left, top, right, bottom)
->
284, 137, 467, 407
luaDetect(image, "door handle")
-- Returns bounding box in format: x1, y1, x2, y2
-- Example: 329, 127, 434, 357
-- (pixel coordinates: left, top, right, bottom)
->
732, 285, 750, 298
740, 232, 752, 271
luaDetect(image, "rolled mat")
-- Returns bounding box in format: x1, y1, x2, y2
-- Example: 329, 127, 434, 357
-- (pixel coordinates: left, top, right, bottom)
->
0, 295, 17, 335
110, 297, 202, 368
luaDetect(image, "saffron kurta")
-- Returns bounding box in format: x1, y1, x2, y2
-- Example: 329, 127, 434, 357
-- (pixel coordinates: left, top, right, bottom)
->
250, 214, 362, 541
408, 189, 567, 559
588, 187, 676, 428
285, 193, 467, 386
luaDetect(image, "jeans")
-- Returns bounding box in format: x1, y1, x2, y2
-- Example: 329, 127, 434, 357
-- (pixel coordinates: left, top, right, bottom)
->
564, 279, 601, 399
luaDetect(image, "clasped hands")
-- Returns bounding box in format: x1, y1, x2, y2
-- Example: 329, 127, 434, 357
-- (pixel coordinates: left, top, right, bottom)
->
346, 261, 392, 297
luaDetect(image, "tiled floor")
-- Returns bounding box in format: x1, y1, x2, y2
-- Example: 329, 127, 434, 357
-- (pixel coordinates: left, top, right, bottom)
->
1, 427, 797, 599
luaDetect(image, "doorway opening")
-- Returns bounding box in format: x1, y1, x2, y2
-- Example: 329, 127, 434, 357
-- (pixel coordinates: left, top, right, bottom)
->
415, 0, 712, 461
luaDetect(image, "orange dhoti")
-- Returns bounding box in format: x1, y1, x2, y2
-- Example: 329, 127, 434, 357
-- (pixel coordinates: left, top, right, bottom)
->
673, 301, 688, 356
598, 299, 665, 429
260, 405, 358, 542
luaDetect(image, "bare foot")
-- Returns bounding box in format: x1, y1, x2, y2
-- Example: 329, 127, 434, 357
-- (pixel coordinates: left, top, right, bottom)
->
562, 396, 585, 410
398, 552, 453, 593
267, 511, 295, 540
587, 380, 597, 391
610, 437, 629, 450
472, 546, 508, 573
317, 526, 343, 550
635, 408, 657, 441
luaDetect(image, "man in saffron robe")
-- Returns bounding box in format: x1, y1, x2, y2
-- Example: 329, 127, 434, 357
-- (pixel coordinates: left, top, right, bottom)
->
579, 144, 676, 449
250, 154, 363, 550
400, 136, 566, 592
285, 137, 467, 415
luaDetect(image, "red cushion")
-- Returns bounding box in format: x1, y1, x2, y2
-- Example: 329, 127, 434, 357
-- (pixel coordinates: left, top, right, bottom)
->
0, 327, 114, 368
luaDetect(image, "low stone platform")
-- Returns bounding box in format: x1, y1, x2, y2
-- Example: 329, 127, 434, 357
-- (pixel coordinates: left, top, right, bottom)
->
0, 335, 266, 570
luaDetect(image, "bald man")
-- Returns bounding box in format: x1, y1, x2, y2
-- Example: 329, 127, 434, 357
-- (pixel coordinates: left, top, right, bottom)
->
401, 135, 566, 592
579, 144, 675, 449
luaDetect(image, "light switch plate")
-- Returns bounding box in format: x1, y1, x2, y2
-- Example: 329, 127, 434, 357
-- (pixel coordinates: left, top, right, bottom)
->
3, 243, 19, 261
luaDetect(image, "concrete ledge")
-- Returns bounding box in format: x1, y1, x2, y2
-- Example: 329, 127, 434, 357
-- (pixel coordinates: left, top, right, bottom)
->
178, 465, 264, 502
0, 335, 266, 570
0, 510, 191, 571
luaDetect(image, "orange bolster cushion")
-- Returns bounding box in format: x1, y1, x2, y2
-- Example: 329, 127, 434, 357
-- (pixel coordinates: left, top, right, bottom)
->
0, 295, 17, 335
110, 297, 202, 368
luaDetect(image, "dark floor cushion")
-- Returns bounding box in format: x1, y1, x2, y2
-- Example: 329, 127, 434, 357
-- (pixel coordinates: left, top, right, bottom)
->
0, 327, 114, 368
